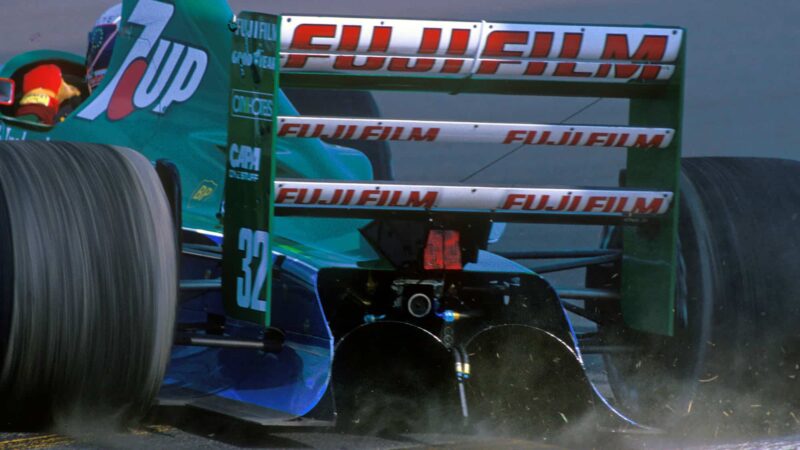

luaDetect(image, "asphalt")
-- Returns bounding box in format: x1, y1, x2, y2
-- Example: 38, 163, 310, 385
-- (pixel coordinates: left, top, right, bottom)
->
1, 0, 799, 448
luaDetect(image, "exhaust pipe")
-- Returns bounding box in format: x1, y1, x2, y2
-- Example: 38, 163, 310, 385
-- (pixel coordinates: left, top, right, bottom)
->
407, 292, 433, 318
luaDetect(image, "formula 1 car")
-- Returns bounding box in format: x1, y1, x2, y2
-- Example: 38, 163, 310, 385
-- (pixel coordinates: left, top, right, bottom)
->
0, 0, 798, 437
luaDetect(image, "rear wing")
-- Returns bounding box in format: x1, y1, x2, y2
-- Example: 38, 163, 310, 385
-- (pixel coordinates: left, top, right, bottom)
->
224, 13, 685, 336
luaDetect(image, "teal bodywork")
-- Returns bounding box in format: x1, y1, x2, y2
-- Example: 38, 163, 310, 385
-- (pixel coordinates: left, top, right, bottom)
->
0, 0, 373, 245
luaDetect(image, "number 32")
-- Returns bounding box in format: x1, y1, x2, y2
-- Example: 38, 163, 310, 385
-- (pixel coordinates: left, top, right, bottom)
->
237, 227, 269, 312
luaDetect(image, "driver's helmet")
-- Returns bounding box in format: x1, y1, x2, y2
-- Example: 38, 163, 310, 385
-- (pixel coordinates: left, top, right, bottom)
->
85, 3, 122, 92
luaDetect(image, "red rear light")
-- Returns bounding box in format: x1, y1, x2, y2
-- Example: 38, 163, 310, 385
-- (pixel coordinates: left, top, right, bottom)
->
424, 230, 444, 270
443, 230, 462, 270
424, 229, 462, 270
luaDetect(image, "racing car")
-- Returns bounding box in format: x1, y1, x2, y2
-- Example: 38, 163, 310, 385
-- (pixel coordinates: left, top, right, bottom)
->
0, 0, 798, 437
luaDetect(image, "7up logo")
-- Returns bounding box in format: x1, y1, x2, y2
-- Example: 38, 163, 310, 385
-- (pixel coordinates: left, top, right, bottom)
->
78, 0, 208, 121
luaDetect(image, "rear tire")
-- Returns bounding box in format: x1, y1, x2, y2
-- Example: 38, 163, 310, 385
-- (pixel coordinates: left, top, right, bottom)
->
0, 142, 177, 427
599, 157, 800, 435
332, 323, 459, 434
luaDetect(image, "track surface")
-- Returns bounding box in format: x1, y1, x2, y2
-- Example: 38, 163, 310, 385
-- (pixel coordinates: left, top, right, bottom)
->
2, 0, 799, 448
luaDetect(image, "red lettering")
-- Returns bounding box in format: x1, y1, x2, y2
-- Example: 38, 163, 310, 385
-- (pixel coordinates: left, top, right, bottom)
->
503, 130, 527, 144
406, 191, 438, 208
333, 55, 385, 70
614, 64, 639, 78
633, 134, 666, 149
602, 197, 617, 212
554, 62, 592, 77
290, 24, 336, 50
501, 194, 527, 209
339, 25, 361, 51
534, 194, 550, 210
360, 126, 383, 139
524, 61, 546, 76
378, 127, 393, 140
388, 190, 403, 206
614, 197, 628, 213
275, 188, 298, 203
342, 189, 355, 204
330, 125, 346, 139
639, 65, 663, 80
285, 25, 337, 68
595, 63, 611, 78
567, 195, 583, 211
585, 196, 607, 212
390, 127, 405, 140
342, 125, 358, 140
522, 195, 536, 210
377, 190, 391, 206
409, 127, 440, 142
477, 31, 528, 74
559, 33, 583, 58
602, 34, 668, 61
368, 26, 392, 52
530, 32, 554, 57
586, 133, 608, 146
357, 190, 381, 205
631, 197, 666, 214
296, 188, 322, 205
447, 29, 471, 55
419, 28, 442, 54
278, 123, 301, 137
388, 58, 435, 72
442, 59, 465, 73
547, 195, 571, 211
319, 189, 343, 205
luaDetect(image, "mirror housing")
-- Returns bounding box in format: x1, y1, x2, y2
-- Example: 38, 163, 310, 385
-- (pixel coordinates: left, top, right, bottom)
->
0, 78, 15, 106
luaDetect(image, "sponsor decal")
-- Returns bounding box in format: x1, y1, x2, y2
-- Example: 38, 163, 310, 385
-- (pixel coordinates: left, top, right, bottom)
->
235, 18, 279, 42
230, 89, 274, 122
231, 49, 276, 70
0, 123, 28, 141
231, 18, 278, 70
501, 129, 667, 148
277, 117, 673, 148
500, 193, 667, 214
275, 182, 672, 215
276, 186, 438, 208
279, 121, 439, 142
236, 227, 269, 312
78, 0, 208, 121
280, 17, 682, 81
189, 179, 218, 204
228, 143, 262, 182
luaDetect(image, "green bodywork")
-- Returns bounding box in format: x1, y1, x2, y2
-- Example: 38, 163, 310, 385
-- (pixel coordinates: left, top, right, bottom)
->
0, 0, 685, 336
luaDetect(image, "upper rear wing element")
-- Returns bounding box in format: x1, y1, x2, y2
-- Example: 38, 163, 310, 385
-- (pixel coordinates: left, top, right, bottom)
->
225, 13, 685, 336
281, 17, 681, 83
